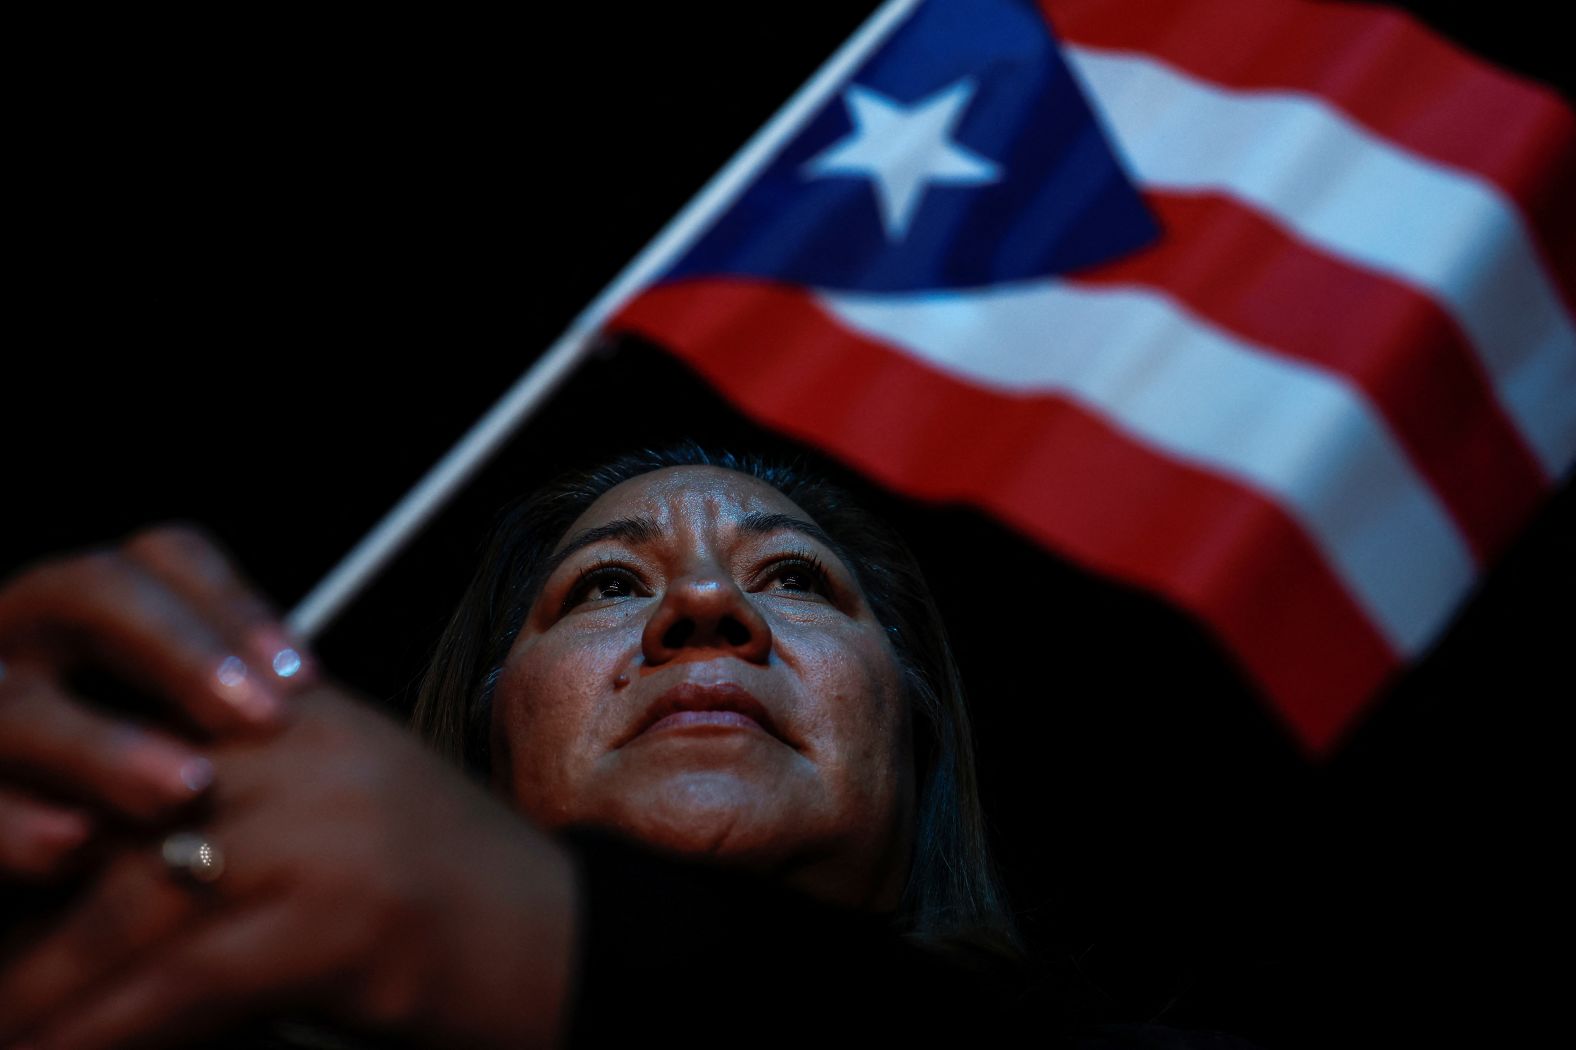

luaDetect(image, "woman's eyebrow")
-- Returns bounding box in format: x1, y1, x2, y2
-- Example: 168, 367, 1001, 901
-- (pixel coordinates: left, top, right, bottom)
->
544, 516, 661, 579
740, 512, 848, 563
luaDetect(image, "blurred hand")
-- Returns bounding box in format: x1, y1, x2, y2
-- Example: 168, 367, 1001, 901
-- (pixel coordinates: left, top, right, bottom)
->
0, 525, 311, 879
0, 685, 577, 1049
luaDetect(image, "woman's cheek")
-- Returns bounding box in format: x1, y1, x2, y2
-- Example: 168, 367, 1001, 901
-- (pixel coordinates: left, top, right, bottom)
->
495, 643, 593, 795
855, 636, 912, 798
823, 634, 909, 780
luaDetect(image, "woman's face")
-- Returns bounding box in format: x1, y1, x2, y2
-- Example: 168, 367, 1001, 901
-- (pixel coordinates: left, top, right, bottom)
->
494, 466, 914, 910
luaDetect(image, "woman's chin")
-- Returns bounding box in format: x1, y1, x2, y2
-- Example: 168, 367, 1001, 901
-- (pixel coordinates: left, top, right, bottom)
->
596, 768, 817, 865
593, 774, 909, 913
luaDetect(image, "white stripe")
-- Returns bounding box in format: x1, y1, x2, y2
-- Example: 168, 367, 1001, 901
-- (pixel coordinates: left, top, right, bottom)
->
819, 282, 1477, 655
1065, 44, 1576, 479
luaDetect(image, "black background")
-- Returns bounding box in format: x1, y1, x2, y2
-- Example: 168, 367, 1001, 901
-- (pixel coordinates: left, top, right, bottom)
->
6, 4, 1572, 1046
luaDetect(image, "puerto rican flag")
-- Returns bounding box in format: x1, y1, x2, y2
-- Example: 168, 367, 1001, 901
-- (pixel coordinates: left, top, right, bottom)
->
609, 0, 1576, 752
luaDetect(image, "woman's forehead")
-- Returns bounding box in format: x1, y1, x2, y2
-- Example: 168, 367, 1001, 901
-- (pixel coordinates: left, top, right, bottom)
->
554, 466, 810, 552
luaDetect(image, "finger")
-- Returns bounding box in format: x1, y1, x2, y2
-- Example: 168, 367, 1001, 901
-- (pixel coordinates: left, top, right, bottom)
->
0, 666, 213, 822
0, 551, 285, 733
27, 898, 308, 1050
122, 524, 316, 691
0, 812, 284, 1040
0, 786, 92, 879
0, 846, 194, 1042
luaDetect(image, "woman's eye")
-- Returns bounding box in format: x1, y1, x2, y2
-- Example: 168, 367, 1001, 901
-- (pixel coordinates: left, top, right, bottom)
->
763, 558, 831, 597
565, 567, 641, 610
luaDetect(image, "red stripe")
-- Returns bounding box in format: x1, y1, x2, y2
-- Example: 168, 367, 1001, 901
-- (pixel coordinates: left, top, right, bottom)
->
1042, 0, 1576, 310
614, 278, 1401, 752
1068, 190, 1550, 562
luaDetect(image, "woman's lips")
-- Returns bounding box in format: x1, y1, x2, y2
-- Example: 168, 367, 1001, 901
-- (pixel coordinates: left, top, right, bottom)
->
625, 682, 785, 745
642, 709, 767, 735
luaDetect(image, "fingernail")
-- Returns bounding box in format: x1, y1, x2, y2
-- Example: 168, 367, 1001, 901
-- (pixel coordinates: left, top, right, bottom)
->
250, 627, 314, 683
179, 756, 215, 794
272, 646, 304, 678
213, 656, 282, 724
216, 654, 248, 687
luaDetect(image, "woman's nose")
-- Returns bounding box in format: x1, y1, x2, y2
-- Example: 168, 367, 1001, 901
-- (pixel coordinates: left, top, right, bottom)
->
641, 573, 773, 666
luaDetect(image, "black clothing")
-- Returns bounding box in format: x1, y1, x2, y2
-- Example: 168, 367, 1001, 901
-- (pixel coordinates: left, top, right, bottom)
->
566, 831, 1259, 1048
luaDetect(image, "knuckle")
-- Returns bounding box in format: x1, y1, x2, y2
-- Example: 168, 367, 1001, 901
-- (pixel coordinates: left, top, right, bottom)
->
6, 548, 123, 606
43, 553, 139, 622
124, 523, 268, 617
125, 523, 243, 592
64, 548, 131, 586
125, 521, 221, 563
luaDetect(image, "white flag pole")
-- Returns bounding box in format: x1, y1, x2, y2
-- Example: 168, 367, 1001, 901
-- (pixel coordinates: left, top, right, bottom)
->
287, 0, 923, 640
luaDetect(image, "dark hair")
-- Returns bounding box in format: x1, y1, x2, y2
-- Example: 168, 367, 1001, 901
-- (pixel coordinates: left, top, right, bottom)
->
412, 443, 1019, 953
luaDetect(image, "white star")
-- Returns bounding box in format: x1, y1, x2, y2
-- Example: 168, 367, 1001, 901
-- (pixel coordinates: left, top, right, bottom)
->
802, 78, 1002, 242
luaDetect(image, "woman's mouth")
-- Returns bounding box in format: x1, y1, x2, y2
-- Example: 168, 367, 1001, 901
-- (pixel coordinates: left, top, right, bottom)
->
626, 681, 786, 744
643, 708, 767, 734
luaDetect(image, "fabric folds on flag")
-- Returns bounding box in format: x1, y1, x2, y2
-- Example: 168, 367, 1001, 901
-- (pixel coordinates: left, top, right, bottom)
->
609, 0, 1576, 752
